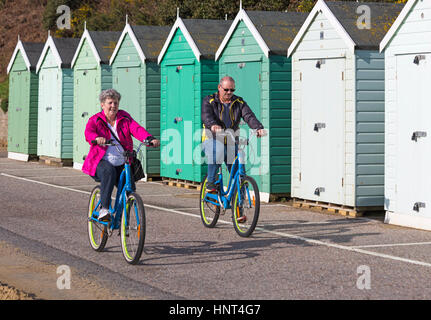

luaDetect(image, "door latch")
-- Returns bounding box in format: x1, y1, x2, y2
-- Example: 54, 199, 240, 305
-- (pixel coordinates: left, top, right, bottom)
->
412, 131, 427, 142
81, 112, 88, 118
413, 202, 425, 212
46, 107, 52, 111
314, 123, 326, 132
314, 187, 325, 196
175, 168, 182, 175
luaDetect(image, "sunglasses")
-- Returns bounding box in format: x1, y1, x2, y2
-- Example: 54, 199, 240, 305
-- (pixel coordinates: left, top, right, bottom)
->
222, 87, 235, 92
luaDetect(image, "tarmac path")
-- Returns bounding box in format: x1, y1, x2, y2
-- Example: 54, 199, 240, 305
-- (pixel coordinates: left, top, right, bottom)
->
1, 156, 431, 300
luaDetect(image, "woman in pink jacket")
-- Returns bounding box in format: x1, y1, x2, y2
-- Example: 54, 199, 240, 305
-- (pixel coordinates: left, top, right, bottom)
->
82, 89, 160, 221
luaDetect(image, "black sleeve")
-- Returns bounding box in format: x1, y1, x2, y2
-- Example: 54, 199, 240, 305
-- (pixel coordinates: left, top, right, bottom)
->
240, 100, 264, 130
201, 95, 219, 129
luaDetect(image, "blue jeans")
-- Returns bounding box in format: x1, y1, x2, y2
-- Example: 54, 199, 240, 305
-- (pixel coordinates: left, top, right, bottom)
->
93, 160, 135, 209
203, 138, 239, 184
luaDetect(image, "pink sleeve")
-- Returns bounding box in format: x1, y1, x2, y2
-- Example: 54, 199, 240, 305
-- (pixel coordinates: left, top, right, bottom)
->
84, 117, 100, 145
129, 117, 152, 141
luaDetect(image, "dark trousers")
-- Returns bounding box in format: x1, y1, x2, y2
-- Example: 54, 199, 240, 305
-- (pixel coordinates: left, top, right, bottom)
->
93, 160, 135, 209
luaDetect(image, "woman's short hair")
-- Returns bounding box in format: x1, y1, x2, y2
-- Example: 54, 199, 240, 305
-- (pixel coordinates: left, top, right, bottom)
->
99, 89, 121, 103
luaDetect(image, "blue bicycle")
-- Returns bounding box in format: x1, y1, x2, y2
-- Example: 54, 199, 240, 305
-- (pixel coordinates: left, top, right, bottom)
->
87, 139, 149, 265
200, 131, 260, 237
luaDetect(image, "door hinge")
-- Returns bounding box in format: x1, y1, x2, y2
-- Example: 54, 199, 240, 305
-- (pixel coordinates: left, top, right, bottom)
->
299, 172, 301, 182
300, 72, 302, 81
342, 178, 344, 187
341, 71, 344, 81
259, 73, 261, 81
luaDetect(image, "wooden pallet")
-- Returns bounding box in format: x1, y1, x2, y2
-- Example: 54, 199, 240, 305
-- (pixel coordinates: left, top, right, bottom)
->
292, 198, 374, 218
162, 177, 201, 191
39, 156, 73, 167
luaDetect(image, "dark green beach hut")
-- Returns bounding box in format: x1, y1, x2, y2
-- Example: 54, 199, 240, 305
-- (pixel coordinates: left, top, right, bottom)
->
157, 16, 231, 183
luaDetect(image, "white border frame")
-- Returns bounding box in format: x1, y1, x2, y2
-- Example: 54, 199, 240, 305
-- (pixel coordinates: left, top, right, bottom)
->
380, 0, 416, 52
71, 29, 102, 68
157, 17, 201, 64
7, 40, 32, 74
109, 23, 146, 65
215, 8, 270, 61
36, 35, 63, 73
287, 0, 356, 57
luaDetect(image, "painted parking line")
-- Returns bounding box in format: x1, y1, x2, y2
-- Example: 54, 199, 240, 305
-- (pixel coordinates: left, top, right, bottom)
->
3, 172, 431, 268
350, 242, 431, 249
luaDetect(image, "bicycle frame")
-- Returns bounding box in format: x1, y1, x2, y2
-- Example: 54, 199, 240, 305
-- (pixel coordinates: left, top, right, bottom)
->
89, 141, 146, 231
204, 142, 250, 210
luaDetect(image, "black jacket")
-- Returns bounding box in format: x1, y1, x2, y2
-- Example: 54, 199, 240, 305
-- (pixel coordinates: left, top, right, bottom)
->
201, 93, 264, 134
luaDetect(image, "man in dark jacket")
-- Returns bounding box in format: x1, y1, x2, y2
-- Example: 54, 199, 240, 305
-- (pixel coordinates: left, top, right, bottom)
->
201, 76, 266, 192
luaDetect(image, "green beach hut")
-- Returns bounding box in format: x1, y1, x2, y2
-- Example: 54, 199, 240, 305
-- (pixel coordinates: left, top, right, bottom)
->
71, 28, 121, 169
110, 23, 170, 179
35, 35, 80, 165
6, 39, 44, 161
157, 16, 231, 183
215, 8, 307, 202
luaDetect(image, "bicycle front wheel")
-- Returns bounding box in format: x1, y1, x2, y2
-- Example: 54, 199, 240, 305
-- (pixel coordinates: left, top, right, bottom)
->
200, 175, 220, 228
232, 176, 260, 237
87, 186, 108, 252
121, 192, 146, 265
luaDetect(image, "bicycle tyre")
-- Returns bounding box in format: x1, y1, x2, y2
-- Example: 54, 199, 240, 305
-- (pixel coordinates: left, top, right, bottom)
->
232, 175, 260, 237
199, 175, 220, 228
121, 192, 146, 265
87, 186, 108, 252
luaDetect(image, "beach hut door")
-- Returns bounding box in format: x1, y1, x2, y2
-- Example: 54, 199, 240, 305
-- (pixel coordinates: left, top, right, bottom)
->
299, 58, 345, 204
395, 53, 431, 216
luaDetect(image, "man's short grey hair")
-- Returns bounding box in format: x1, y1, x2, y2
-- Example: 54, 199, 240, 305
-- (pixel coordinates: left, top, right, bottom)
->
219, 76, 235, 85
99, 89, 121, 103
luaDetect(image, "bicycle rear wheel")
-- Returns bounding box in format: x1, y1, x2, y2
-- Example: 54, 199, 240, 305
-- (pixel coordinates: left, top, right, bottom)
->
87, 186, 108, 251
121, 192, 146, 265
232, 176, 260, 237
200, 175, 220, 228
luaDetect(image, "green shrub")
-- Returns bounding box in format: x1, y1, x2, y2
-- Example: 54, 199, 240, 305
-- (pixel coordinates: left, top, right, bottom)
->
0, 98, 7, 114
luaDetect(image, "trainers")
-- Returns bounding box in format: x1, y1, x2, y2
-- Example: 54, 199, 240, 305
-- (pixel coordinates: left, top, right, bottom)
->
237, 215, 247, 223
98, 208, 111, 222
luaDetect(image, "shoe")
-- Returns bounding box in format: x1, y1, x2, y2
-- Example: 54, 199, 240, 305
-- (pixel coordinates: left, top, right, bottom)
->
237, 215, 247, 223
98, 208, 111, 222
206, 182, 218, 193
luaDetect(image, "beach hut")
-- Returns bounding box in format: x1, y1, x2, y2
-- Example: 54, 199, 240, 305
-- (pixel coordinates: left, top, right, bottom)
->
287, 0, 403, 214
71, 28, 121, 169
157, 16, 231, 183
35, 35, 80, 165
380, 0, 431, 230
110, 23, 170, 179
6, 39, 44, 161
216, 8, 307, 202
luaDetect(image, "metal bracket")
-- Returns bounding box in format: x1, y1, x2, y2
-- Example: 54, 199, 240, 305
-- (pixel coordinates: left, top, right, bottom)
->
174, 117, 183, 124
413, 202, 426, 212
314, 187, 325, 196
175, 169, 182, 175
413, 55, 426, 65
412, 131, 427, 142
316, 59, 325, 69
81, 112, 88, 118
176, 66, 182, 72
314, 122, 326, 132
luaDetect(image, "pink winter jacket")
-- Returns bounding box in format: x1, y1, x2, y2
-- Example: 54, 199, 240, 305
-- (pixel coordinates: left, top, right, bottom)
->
82, 110, 153, 177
